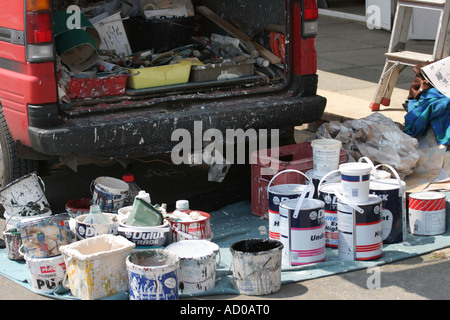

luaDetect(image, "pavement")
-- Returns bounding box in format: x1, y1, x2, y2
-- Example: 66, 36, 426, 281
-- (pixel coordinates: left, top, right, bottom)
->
0, 14, 449, 301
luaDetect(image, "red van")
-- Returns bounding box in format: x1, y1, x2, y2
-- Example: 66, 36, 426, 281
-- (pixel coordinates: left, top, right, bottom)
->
0, 0, 325, 185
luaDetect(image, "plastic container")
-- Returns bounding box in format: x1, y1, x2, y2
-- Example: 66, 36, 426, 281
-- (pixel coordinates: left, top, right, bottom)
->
126, 62, 192, 90
59, 234, 135, 300
122, 174, 142, 206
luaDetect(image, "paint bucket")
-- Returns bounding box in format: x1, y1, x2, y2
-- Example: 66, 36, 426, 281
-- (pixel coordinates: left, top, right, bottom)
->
267, 169, 313, 241
91, 176, 129, 213
65, 198, 92, 218
369, 164, 406, 244
318, 183, 342, 248
118, 219, 171, 247
167, 210, 212, 242
126, 249, 180, 300
279, 197, 326, 266
24, 254, 66, 294
17, 213, 73, 258
337, 194, 383, 261
0, 172, 52, 219
60, 234, 135, 300
306, 168, 341, 199
230, 239, 283, 296
408, 191, 447, 236
3, 228, 23, 260
165, 240, 220, 294
311, 139, 342, 177
74, 213, 120, 239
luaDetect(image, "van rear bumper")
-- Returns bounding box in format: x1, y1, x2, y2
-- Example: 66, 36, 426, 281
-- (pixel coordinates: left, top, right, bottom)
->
28, 78, 326, 159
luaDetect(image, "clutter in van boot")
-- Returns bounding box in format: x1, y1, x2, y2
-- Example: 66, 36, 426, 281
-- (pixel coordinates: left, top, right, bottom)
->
53, 0, 286, 102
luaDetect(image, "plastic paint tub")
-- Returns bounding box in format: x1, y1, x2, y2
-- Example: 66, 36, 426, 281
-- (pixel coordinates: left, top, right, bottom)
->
118, 219, 171, 248
267, 169, 313, 241
279, 198, 326, 266
408, 191, 446, 236
230, 239, 283, 296
337, 195, 383, 261
126, 249, 180, 300
339, 162, 372, 203
311, 139, 342, 177
60, 234, 136, 300
74, 213, 120, 239
165, 240, 220, 294
25, 254, 66, 294
91, 176, 129, 213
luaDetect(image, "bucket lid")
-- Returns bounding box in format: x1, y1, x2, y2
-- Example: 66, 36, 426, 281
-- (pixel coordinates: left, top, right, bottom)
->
409, 191, 445, 200
280, 198, 324, 210
370, 178, 405, 191
269, 184, 306, 195
311, 139, 342, 149
165, 240, 219, 259
339, 162, 372, 175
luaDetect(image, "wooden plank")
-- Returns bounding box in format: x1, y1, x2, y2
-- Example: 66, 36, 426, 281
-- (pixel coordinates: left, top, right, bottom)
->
196, 5, 260, 58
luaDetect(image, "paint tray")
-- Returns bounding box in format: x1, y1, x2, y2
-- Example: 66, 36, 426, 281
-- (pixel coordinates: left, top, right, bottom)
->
126, 62, 192, 90
59, 234, 135, 300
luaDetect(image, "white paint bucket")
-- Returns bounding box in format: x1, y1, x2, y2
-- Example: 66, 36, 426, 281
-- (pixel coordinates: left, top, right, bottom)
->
91, 176, 129, 213
0, 172, 52, 218
279, 197, 326, 266
337, 195, 383, 261
311, 139, 342, 177
118, 219, 171, 247
126, 249, 180, 300
74, 213, 120, 239
318, 182, 342, 248
369, 164, 406, 244
165, 240, 220, 294
267, 169, 313, 241
25, 254, 66, 294
230, 239, 283, 296
408, 191, 446, 236
60, 234, 136, 300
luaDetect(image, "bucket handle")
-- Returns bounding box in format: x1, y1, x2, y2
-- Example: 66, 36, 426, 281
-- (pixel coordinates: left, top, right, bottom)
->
292, 184, 313, 219
317, 169, 340, 197
358, 156, 378, 178
267, 169, 315, 198
334, 189, 364, 214
374, 164, 405, 197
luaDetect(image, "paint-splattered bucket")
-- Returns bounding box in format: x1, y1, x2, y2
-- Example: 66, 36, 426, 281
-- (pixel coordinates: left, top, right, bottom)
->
318, 182, 342, 248
126, 249, 180, 300
279, 197, 326, 266
168, 210, 212, 242
0, 172, 52, 219
337, 194, 383, 261
17, 213, 73, 258
118, 220, 171, 247
369, 164, 406, 244
3, 228, 23, 260
165, 240, 220, 294
91, 176, 129, 213
267, 169, 313, 241
74, 213, 120, 239
24, 254, 66, 294
60, 234, 135, 300
65, 198, 92, 219
230, 239, 283, 296
408, 191, 447, 236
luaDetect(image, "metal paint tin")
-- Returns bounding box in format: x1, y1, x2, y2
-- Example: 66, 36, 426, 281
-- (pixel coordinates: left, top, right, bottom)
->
318, 183, 342, 248
409, 191, 446, 236
337, 195, 383, 261
279, 198, 326, 266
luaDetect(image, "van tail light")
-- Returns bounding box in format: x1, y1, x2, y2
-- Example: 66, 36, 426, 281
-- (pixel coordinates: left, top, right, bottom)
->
302, 0, 319, 38
25, 0, 54, 62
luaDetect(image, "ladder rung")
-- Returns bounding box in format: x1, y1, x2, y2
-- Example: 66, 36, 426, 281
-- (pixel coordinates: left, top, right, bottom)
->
385, 51, 434, 65
398, 0, 446, 9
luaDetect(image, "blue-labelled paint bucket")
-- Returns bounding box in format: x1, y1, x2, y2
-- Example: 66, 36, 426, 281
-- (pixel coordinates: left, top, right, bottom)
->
126, 249, 179, 300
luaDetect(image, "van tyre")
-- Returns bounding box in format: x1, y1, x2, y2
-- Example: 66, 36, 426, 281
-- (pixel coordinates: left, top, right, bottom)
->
0, 107, 38, 188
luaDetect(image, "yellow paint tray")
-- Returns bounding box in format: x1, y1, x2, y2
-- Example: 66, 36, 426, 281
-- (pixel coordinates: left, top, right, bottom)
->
126, 61, 193, 90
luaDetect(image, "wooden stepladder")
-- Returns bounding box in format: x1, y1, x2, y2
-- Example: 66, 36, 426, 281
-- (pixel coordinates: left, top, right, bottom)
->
370, 0, 450, 111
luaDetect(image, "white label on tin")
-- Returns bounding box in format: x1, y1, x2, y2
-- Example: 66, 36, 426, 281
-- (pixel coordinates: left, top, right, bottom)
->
409, 209, 446, 235
338, 231, 354, 261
